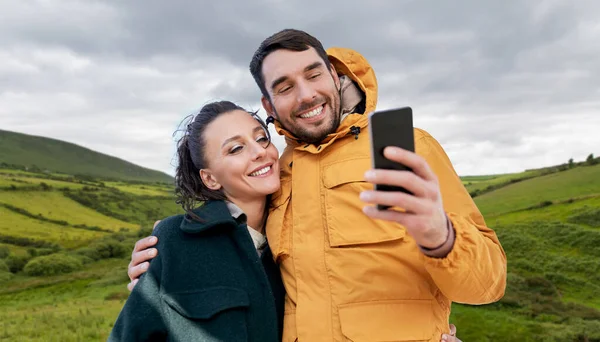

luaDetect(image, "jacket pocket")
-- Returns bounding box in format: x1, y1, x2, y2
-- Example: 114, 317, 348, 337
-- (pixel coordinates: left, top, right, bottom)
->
338, 299, 434, 341
267, 178, 292, 261
162, 287, 250, 340
323, 157, 405, 247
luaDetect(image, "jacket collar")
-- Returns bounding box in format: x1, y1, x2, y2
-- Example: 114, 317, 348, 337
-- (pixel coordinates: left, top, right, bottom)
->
179, 200, 239, 234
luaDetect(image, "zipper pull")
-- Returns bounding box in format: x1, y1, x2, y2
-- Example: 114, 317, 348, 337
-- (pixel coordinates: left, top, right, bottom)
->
349, 126, 361, 140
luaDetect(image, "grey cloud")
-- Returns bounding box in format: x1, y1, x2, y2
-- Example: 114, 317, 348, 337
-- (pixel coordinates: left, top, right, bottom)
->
1, 0, 599, 176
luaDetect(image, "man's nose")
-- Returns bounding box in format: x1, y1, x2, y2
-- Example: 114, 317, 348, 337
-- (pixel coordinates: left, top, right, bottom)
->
296, 80, 317, 104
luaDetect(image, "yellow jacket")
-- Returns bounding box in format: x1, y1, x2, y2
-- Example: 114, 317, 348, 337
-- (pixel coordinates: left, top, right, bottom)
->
266, 47, 507, 342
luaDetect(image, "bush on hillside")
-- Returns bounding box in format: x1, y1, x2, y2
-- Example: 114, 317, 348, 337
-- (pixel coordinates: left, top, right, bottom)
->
93, 240, 128, 259
5, 254, 31, 273
0, 259, 9, 272
567, 207, 600, 227
23, 254, 83, 276
0, 246, 10, 259
74, 247, 101, 262
0, 270, 13, 282
28, 247, 57, 257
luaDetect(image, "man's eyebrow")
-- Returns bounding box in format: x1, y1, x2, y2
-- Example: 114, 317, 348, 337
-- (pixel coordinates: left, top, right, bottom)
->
270, 61, 325, 91
304, 61, 323, 73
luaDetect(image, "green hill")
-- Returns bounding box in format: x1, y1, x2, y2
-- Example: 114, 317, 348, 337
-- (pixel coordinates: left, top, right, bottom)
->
0, 157, 599, 340
0, 129, 173, 183
450, 163, 600, 341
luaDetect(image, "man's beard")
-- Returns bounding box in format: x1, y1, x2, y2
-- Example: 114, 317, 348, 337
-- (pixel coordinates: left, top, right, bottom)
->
276, 96, 341, 144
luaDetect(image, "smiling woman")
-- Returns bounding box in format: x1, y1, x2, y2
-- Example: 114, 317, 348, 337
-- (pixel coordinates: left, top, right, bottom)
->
108, 101, 284, 341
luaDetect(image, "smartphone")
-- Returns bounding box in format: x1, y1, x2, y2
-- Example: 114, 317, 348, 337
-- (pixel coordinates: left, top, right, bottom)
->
368, 107, 415, 210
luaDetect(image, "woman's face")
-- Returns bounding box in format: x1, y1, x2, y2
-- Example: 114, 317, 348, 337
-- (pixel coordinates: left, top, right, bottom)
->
200, 110, 280, 202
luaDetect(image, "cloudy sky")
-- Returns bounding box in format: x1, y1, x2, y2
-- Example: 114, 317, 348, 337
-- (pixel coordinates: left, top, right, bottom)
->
1, 0, 599, 176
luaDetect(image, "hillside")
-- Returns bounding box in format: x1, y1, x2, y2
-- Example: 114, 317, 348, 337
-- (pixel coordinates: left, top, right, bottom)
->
0, 129, 173, 183
0, 160, 599, 340
451, 163, 600, 341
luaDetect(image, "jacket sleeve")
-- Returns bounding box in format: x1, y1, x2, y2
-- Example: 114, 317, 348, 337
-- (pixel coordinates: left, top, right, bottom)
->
417, 132, 507, 304
108, 245, 166, 341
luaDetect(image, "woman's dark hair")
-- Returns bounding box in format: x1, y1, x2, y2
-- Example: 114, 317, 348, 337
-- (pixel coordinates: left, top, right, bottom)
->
174, 100, 271, 216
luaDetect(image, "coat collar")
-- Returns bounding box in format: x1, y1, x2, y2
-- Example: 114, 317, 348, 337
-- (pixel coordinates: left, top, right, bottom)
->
179, 200, 239, 234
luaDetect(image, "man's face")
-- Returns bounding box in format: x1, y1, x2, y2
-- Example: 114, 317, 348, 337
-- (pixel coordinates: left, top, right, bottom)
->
260, 47, 341, 144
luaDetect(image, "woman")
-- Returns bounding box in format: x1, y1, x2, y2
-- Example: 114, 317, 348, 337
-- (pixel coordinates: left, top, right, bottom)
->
109, 101, 285, 341
110, 100, 462, 342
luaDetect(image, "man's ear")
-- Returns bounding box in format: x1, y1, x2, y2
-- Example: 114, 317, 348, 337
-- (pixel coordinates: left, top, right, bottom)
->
329, 64, 341, 92
261, 95, 275, 118
199, 169, 221, 191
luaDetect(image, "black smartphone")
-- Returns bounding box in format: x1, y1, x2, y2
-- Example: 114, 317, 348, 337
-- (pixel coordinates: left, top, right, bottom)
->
367, 107, 415, 210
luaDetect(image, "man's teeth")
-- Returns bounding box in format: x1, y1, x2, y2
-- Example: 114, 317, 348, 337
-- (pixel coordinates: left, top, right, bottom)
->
299, 106, 323, 118
250, 166, 271, 177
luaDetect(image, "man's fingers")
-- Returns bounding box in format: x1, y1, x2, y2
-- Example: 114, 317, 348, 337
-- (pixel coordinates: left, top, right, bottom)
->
127, 279, 138, 292
383, 146, 438, 183
153, 220, 161, 229
360, 190, 429, 214
362, 205, 412, 223
132, 247, 158, 264
364, 169, 433, 199
449, 324, 457, 336
133, 236, 158, 255
128, 261, 150, 282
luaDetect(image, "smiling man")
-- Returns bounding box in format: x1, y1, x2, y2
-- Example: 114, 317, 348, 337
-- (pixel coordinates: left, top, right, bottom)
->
128, 29, 506, 341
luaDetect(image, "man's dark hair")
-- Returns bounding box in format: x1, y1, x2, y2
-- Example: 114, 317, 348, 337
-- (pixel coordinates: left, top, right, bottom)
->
249, 29, 330, 101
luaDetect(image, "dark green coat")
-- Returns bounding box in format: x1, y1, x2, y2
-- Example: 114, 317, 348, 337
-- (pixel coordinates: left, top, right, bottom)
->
108, 200, 285, 342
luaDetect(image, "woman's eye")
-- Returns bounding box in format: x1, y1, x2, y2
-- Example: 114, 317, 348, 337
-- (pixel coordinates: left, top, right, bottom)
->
229, 145, 243, 154
257, 136, 270, 146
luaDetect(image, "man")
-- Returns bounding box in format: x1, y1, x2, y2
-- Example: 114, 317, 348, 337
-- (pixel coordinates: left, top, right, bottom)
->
129, 29, 506, 341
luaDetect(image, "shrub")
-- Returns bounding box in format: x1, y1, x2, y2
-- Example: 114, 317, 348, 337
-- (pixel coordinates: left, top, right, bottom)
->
0, 259, 9, 272
0, 270, 13, 282
74, 247, 101, 261
5, 254, 31, 273
23, 254, 83, 276
27, 248, 56, 257
93, 240, 128, 259
0, 246, 10, 259
567, 208, 600, 227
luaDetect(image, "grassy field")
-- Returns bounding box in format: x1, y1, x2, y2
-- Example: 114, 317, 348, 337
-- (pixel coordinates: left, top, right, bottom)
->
104, 181, 173, 197
1, 153, 599, 340
0, 207, 107, 249
475, 164, 600, 217
0, 259, 130, 341
0, 192, 138, 231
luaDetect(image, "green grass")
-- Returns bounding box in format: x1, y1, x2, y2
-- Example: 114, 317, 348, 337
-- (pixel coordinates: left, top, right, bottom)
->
0, 207, 106, 249
63, 188, 182, 226
462, 170, 541, 193
0, 243, 30, 257
0, 129, 173, 183
105, 182, 173, 197
474, 164, 600, 217
0, 259, 130, 341
0, 191, 138, 231
1, 152, 599, 340
490, 196, 600, 227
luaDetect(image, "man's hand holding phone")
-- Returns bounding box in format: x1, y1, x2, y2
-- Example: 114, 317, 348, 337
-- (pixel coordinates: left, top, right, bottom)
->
360, 146, 450, 250
362, 107, 454, 255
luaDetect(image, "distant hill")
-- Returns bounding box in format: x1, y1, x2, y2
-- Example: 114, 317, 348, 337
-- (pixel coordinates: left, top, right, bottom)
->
0, 129, 173, 183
